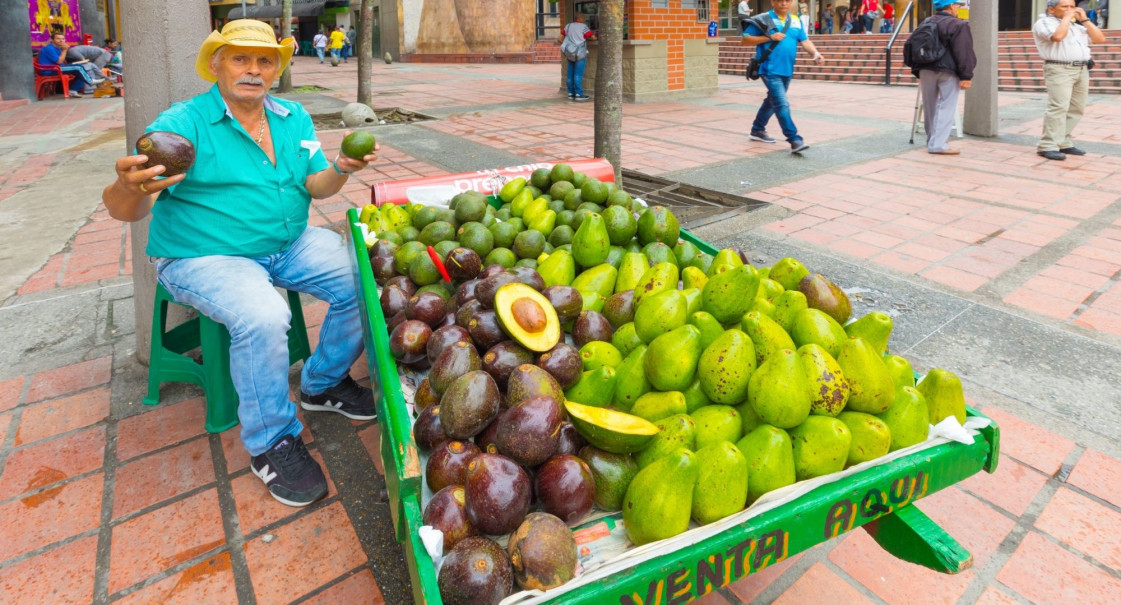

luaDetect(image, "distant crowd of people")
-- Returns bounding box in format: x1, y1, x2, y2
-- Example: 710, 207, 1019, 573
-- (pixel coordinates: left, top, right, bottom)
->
740, 0, 896, 36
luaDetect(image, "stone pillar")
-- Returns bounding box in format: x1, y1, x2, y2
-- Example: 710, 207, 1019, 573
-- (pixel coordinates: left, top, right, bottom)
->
122, 1, 210, 363
80, 0, 106, 43
963, 0, 998, 137
0, 0, 35, 100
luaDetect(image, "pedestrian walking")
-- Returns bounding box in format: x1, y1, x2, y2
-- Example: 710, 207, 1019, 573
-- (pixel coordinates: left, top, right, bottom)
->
742, 0, 825, 153
313, 30, 328, 63
1033, 0, 1106, 160
881, 1, 895, 32
738, 0, 753, 33
903, 0, 976, 155
345, 25, 357, 61
824, 4, 835, 34
329, 26, 346, 65
559, 12, 597, 102
861, 0, 880, 34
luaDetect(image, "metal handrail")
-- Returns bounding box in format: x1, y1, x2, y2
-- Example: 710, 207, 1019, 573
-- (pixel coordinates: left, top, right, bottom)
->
884, 1, 915, 85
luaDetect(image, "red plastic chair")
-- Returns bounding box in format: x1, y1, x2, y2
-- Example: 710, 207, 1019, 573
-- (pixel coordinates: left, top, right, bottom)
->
34, 61, 75, 100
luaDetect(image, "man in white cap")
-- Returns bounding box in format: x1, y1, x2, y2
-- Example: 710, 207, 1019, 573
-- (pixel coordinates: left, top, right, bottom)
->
101, 20, 379, 507
1033, 0, 1105, 161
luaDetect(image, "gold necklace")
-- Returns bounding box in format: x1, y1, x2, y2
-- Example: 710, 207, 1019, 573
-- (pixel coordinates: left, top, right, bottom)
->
255, 107, 267, 145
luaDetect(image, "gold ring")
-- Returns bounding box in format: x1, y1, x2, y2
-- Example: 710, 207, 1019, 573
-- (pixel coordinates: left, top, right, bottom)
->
139, 182, 148, 193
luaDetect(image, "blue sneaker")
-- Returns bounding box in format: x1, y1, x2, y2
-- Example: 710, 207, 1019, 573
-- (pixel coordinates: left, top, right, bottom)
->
251, 435, 327, 507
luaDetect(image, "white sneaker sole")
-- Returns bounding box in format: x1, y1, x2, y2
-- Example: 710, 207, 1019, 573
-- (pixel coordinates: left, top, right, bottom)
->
250, 466, 324, 507
749, 135, 776, 143
300, 399, 377, 421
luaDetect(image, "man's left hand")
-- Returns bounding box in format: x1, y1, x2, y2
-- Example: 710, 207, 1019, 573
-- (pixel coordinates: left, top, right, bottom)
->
960, 80, 972, 90
813, 52, 825, 65
1074, 7, 1090, 20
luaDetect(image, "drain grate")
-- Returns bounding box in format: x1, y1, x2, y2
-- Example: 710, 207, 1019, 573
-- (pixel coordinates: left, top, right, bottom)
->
622, 169, 769, 230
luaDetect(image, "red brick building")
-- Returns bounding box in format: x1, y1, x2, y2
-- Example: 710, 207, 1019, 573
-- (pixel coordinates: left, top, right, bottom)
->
564, 0, 721, 101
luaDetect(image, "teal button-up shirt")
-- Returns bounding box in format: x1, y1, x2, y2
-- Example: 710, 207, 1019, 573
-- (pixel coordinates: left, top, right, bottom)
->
145, 84, 330, 259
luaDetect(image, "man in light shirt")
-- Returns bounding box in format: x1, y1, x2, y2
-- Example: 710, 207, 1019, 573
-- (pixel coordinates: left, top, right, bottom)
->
1033, 0, 1106, 161
739, 0, 754, 32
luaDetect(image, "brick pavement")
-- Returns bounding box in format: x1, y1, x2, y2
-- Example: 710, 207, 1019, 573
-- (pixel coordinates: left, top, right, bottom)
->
2, 58, 1120, 604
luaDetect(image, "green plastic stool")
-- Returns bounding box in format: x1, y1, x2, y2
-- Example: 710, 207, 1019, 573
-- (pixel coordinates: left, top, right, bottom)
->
143, 283, 313, 433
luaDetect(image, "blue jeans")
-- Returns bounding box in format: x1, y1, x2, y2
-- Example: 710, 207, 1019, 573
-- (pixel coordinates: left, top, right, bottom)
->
316, 47, 326, 62
566, 58, 587, 96
154, 227, 364, 456
59, 64, 98, 93
331, 48, 341, 61
752, 75, 801, 143
342, 43, 351, 60
861, 14, 875, 32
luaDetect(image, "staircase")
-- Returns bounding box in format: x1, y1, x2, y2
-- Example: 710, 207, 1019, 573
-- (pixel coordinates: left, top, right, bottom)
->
719, 29, 1121, 94
532, 39, 561, 63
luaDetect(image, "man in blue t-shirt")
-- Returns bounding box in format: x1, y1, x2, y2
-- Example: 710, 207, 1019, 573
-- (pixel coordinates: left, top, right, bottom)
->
742, 0, 825, 153
37, 32, 107, 97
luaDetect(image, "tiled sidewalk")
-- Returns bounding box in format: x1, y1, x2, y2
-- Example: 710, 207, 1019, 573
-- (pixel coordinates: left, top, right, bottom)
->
3, 336, 1120, 604
754, 141, 1121, 337
2, 59, 1121, 604
0, 310, 391, 604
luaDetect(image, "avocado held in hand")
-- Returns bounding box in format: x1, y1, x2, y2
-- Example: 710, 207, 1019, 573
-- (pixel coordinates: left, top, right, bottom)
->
340, 130, 376, 159
135, 131, 195, 177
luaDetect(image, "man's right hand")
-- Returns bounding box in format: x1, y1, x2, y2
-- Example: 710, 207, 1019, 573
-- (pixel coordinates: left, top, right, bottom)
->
770, 32, 787, 42
115, 155, 184, 198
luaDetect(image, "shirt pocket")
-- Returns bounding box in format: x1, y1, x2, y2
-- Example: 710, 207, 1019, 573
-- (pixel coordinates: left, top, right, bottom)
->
297, 140, 321, 179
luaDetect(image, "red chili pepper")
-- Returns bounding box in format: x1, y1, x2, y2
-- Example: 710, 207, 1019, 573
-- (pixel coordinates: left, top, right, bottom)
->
427, 246, 452, 283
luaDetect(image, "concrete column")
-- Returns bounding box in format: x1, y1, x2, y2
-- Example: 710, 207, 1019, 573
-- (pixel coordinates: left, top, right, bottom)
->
379, 0, 400, 61
963, 0, 998, 137
0, 0, 36, 100
79, 0, 106, 43
121, 1, 211, 363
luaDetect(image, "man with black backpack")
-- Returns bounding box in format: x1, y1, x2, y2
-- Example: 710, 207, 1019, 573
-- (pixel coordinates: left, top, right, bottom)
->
903, 0, 976, 155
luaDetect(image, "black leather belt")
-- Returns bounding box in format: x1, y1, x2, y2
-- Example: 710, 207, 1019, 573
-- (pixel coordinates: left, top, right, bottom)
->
1044, 60, 1088, 66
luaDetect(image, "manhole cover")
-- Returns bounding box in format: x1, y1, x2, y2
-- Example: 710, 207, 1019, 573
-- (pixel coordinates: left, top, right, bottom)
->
622, 169, 769, 230
312, 108, 436, 131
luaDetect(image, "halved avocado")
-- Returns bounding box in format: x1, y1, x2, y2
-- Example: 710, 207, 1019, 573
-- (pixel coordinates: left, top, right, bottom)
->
494, 283, 561, 352
564, 400, 659, 454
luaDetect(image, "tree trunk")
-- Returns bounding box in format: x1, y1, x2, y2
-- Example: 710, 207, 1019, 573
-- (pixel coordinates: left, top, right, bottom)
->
358, 0, 375, 106
593, 0, 624, 184
279, 0, 293, 92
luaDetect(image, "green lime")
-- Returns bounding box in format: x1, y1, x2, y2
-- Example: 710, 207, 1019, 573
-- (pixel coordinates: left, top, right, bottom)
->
340, 131, 376, 160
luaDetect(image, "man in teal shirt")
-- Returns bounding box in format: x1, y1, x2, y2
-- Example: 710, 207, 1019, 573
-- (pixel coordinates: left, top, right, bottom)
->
103, 20, 379, 507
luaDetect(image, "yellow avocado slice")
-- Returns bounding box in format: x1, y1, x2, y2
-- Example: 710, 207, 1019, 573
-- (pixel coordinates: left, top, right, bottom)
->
493, 282, 561, 353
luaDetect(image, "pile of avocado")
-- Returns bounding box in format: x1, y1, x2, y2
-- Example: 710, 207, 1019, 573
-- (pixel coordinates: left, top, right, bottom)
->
361, 164, 969, 605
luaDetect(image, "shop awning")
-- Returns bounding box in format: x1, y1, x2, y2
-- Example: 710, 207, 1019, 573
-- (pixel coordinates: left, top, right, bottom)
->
228, 2, 327, 19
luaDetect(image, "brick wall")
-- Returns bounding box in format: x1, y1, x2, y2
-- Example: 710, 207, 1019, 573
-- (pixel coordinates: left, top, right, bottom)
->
562, 0, 719, 98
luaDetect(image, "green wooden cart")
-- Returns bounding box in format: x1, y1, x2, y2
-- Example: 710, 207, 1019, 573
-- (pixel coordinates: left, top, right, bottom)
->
345, 207, 1000, 604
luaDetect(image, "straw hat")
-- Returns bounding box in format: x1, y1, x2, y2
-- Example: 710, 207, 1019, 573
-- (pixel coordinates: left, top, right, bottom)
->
195, 19, 295, 82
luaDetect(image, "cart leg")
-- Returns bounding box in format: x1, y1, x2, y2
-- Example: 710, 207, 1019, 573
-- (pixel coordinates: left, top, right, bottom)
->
862, 504, 973, 574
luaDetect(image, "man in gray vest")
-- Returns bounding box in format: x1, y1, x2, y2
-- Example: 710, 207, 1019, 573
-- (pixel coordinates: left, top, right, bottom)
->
1033, 0, 1106, 160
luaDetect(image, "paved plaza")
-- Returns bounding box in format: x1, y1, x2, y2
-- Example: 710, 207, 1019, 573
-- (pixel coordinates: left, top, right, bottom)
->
1, 57, 1119, 604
